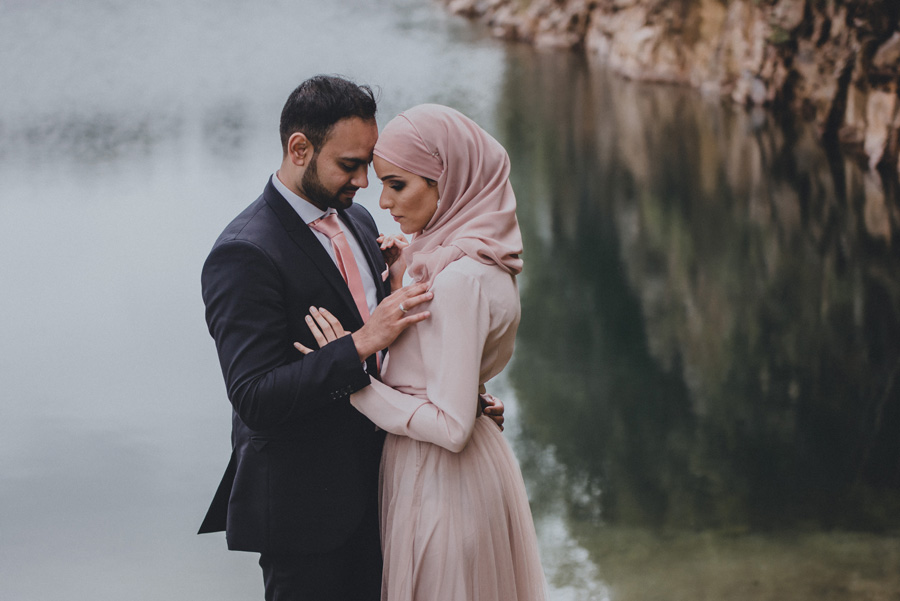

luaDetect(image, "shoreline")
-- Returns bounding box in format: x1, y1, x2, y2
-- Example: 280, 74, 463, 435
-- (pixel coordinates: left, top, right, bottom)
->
442, 0, 899, 206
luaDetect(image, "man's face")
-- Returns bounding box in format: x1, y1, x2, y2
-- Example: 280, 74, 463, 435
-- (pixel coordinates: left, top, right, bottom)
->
299, 117, 378, 211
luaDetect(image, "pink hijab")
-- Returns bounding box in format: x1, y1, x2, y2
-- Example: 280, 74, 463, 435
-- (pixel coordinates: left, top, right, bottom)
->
374, 104, 523, 284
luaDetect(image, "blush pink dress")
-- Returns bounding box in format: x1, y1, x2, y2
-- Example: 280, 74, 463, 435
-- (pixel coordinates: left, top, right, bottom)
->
351, 257, 547, 601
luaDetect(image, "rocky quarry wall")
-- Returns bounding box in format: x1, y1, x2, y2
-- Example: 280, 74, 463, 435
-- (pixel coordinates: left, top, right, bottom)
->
444, 0, 900, 190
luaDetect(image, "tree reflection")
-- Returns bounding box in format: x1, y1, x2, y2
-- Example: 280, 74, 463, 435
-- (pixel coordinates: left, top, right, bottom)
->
499, 47, 900, 534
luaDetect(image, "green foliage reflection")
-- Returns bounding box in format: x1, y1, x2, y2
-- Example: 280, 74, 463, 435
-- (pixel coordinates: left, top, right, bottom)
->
499, 48, 900, 533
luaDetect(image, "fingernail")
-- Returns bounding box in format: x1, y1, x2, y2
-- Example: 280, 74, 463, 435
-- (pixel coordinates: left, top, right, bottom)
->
309, 306, 316, 312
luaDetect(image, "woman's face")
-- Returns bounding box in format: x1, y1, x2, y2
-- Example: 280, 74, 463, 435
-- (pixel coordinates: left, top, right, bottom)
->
374, 155, 439, 235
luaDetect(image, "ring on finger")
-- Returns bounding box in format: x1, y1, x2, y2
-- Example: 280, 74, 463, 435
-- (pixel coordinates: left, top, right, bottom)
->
399, 303, 408, 313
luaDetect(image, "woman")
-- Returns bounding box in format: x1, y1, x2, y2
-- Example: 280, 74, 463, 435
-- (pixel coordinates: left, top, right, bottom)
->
301, 104, 546, 600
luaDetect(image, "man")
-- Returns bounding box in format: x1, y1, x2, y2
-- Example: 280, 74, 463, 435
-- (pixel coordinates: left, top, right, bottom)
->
198, 76, 434, 600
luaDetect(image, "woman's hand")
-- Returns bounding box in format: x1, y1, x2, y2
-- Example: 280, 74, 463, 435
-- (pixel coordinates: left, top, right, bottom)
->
293, 306, 348, 355
378, 233, 409, 292
378, 233, 409, 266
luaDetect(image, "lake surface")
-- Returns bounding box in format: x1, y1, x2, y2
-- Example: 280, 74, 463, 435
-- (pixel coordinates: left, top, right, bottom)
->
1, 1, 898, 600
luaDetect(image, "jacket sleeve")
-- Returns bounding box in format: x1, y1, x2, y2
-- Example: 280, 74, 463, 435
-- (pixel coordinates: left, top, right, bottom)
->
202, 239, 370, 431
350, 269, 489, 452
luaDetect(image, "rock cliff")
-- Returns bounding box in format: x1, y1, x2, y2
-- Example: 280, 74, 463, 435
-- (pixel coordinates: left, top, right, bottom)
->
444, 0, 899, 191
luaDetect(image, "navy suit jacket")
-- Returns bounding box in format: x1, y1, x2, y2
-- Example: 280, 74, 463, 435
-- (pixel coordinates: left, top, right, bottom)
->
199, 178, 389, 554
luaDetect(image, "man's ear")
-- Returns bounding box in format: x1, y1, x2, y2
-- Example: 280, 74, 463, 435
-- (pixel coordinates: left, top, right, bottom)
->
287, 132, 314, 166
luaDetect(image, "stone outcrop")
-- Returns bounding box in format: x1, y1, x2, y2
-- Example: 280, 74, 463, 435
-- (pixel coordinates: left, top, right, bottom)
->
442, 0, 900, 191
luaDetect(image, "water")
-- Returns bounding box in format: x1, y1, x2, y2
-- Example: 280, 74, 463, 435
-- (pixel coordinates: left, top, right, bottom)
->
1, 1, 898, 600
499, 49, 900, 599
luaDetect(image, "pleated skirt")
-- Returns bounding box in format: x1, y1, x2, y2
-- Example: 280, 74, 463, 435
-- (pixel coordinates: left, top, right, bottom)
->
378, 415, 547, 601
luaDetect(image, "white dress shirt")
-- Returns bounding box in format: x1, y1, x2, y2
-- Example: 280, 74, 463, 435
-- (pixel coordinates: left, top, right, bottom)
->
272, 173, 379, 316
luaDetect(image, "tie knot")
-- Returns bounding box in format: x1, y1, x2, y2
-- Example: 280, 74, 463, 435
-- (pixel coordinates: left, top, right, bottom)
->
310, 213, 342, 239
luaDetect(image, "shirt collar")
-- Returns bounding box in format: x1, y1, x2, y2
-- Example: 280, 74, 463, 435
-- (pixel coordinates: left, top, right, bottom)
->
272, 172, 336, 224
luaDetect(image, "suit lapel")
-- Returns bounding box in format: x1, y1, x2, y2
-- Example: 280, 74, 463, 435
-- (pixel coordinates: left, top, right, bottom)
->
263, 182, 364, 328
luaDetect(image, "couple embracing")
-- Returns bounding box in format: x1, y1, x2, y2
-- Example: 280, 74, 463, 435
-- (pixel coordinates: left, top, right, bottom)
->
199, 75, 546, 601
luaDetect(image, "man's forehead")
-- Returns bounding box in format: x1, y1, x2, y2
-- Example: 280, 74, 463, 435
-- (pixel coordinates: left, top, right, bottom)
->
325, 117, 378, 146
329, 116, 378, 138
321, 117, 378, 156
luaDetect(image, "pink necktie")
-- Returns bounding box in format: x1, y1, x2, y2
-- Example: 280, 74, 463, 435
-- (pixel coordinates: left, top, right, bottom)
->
309, 214, 371, 323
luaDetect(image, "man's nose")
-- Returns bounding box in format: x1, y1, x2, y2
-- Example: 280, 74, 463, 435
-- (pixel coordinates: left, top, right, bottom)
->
351, 165, 369, 188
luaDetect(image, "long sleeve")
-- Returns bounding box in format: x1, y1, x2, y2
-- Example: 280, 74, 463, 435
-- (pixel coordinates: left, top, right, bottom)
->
351, 268, 491, 452
202, 239, 370, 431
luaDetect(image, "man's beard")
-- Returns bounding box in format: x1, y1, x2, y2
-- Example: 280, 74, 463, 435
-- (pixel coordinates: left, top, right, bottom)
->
301, 153, 355, 210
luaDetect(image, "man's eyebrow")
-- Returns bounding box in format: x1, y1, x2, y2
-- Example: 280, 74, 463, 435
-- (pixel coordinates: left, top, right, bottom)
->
339, 157, 370, 166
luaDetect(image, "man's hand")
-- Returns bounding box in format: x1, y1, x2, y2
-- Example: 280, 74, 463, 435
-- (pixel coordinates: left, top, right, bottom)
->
350, 283, 432, 361
480, 393, 505, 432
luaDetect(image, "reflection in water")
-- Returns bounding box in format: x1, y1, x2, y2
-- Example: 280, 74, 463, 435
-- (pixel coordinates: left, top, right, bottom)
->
3, 0, 899, 597
499, 47, 900, 597
0, 109, 184, 165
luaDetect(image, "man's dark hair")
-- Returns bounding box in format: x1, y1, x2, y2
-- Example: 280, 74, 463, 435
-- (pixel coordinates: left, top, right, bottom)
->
280, 75, 377, 154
